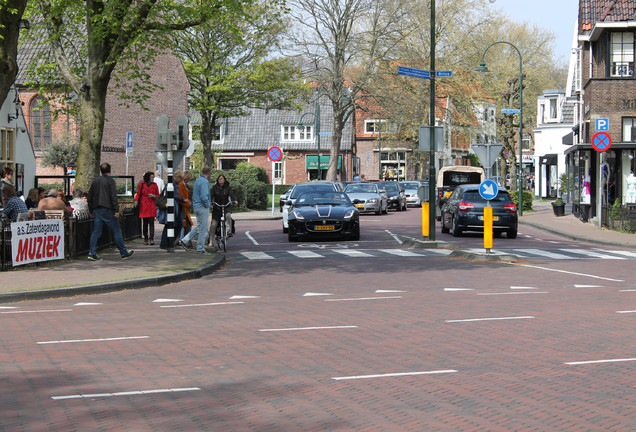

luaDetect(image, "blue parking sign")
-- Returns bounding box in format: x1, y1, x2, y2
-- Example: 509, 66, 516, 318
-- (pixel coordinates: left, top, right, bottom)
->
595, 118, 609, 131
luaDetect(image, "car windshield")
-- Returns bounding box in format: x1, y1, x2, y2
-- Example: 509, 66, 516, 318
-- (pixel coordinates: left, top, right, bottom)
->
462, 191, 512, 203
295, 192, 351, 207
382, 184, 399, 192
400, 182, 420, 190
345, 184, 377, 193
290, 184, 336, 199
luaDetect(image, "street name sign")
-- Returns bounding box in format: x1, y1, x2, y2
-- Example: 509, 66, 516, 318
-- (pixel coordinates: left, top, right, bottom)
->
397, 66, 430, 79
436, 71, 453, 77
501, 109, 520, 114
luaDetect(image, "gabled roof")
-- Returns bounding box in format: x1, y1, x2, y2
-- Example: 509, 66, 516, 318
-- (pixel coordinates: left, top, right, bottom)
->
580, 0, 636, 38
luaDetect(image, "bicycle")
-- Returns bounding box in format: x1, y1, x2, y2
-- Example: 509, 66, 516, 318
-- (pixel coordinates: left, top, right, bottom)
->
212, 199, 233, 252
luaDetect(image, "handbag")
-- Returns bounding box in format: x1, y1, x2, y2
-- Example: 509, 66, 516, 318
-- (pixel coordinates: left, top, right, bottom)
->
155, 187, 167, 209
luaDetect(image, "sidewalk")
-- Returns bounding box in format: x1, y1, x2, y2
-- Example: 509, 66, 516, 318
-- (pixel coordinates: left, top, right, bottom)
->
1, 203, 634, 303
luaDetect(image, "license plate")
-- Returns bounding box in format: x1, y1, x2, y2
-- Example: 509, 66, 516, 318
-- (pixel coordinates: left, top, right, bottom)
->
355, 204, 364, 208
479, 216, 499, 221
315, 225, 335, 231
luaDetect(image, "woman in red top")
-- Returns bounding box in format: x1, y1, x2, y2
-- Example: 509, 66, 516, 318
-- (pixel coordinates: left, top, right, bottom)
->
135, 171, 160, 245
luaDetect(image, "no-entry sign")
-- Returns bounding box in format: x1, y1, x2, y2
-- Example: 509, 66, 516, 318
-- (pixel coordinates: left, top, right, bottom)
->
267, 146, 282, 162
591, 132, 612, 152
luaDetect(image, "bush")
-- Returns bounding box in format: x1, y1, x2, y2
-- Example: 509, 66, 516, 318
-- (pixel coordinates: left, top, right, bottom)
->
212, 162, 269, 210
509, 189, 533, 212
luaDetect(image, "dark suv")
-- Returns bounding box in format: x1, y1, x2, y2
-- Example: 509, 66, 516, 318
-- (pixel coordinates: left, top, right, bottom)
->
376, 181, 407, 211
440, 184, 518, 238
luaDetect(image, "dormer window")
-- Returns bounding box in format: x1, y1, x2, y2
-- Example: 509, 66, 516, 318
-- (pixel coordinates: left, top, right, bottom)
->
610, 32, 634, 77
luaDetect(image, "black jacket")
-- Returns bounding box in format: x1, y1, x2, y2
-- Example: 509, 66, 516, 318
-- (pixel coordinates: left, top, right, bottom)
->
211, 181, 237, 217
88, 175, 118, 212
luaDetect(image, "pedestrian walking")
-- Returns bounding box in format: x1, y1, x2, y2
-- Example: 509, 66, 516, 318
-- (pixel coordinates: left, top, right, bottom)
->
134, 171, 159, 245
87, 163, 135, 261
179, 167, 212, 254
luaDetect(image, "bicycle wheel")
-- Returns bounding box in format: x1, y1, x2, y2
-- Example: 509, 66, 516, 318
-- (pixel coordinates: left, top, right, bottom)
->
220, 220, 227, 252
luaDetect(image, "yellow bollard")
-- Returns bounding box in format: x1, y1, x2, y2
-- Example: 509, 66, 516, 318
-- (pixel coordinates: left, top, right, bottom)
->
422, 202, 429, 238
484, 205, 493, 250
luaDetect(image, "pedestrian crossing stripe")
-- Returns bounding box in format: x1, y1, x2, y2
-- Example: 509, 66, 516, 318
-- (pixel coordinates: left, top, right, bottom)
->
230, 248, 636, 261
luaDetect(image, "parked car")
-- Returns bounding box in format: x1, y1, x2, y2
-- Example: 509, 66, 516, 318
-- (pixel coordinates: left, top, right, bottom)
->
436, 166, 485, 220
440, 184, 518, 238
344, 183, 388, 214
279, 185, 293, 212
287, 191, 360, 242
376, 181, 407, 211
282, 181, 340, 233
399, 181, 426, 207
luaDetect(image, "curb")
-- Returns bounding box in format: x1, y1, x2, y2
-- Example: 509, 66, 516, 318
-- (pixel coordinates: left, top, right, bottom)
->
448, 250, 521, 262
0, 255, 227, 304
519, 219, 636, 250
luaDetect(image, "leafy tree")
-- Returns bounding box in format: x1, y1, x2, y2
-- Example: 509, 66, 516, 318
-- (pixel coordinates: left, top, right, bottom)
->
0, 0, 27, 105
173, 0, 310, 169
24, 0, 248, 191
41, 134, 79, 171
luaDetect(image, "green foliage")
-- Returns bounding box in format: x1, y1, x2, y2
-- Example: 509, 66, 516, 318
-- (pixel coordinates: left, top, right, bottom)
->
41, 134, 79, 169
558, 172, 568, 195
509, 189, 533, 212
467, 154, 479, 168
212, 162, 269, 209
610, 198, 625, 221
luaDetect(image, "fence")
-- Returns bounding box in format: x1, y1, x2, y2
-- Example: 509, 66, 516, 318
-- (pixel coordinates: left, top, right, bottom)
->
1, 204, 141, 271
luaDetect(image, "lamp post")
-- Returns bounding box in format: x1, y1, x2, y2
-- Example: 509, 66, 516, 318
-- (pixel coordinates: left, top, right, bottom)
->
477, 41, 524, 216
298, 100, 321, 180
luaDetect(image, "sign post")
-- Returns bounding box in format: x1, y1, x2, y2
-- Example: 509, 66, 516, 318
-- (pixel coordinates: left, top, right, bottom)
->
479, 179, 499, 253
268, 146, 283, 215
125, 131, 133, 194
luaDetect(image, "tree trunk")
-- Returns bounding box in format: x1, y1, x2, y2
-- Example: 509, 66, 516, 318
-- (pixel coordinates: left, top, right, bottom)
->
0, 0, 26, 105
74, 85, 107, 192
200, 111, 215, 169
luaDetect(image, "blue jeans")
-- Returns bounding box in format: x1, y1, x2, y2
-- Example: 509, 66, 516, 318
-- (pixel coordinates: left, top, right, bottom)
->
89, 207, 129, 256
182, 206, 209, 252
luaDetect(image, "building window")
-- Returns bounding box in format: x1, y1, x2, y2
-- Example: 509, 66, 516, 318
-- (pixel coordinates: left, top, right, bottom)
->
273, 162, 282, 179
365, 119, 391, 134
610, 32, 634, 77
0, 129, 15, 172
218, 158, 247, 170
281, 125, 313, 142
549, 98, 558, 120
30, 97, 52, 150
623, 117, 636, 142
212, 123, 223, 141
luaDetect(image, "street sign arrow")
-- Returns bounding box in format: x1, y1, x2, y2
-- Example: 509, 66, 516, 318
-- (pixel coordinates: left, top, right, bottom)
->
479, 179, 499, 200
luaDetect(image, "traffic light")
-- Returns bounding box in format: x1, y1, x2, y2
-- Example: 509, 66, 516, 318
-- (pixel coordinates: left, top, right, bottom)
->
156, 115, 170, 150
176, 115, 189, 150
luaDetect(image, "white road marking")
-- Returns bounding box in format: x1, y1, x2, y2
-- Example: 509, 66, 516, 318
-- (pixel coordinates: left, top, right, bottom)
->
513, 249, 574, 259
444, 288, 474, 292
332, 369, 457, 381
241, 251, 275, 260
376, 289, 406, 293
602, 250, 636, 258
617, 310, 636, 314
478, 292, 549, 296
74, 302, 102, 306
245, 231, 259, 245
289, 250, 324, 258
259, 325, 358, 332
505, 262, 624, 282
560, 248, 626, 260
51, 387, 201, 400
510, 286, 538, 290
303, 292, 333, 297
332, 249, 373, 257
153, 299, 183, 303
0, 306, 18, 309
445, 316, 535, 323
229, 295, 260, 299
160, 302, 244, 308
619, 289, 636, 292
1, 309, 72, 314
573, 284, 604, 288
38, 336, 149, 345
565, 358, 636, 366
325, 296, 402, 302
385, 230, 403, 244
378, 248, 420, 257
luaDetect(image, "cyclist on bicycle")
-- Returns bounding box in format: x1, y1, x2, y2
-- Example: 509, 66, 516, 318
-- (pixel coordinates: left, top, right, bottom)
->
209, 174, 238, 246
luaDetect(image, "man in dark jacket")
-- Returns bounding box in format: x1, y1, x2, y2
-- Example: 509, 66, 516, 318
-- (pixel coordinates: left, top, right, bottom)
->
87, 163, 134, 261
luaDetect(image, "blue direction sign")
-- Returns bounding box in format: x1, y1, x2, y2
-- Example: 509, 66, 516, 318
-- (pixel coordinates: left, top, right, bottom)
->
479, 179, 499, 201
398, 66, 430, 79
591, 131, 612, 152
501, 109, 520, 114
436, 70, 453, 77
126, 131, 133, 156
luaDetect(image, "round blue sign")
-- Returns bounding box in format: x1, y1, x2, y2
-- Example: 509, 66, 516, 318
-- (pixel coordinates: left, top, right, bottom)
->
479, 179, 499, 201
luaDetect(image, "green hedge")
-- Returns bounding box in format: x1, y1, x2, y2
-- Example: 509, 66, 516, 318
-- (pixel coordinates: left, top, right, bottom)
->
211, 162, 269, 210
509, 190, 533, 212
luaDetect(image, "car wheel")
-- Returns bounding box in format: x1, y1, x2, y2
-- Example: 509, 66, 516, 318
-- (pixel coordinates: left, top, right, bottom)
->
452, 215, 463, 237
375, 206, 382, 215
283, 226, 288, 233
350, 225, 360, 241
396, 202, 402, 211
402, 201, 408, 211
382, 204, 388, 214
441, 213, 450, 234
287, 229, 297, 242
507, 228, 517, 239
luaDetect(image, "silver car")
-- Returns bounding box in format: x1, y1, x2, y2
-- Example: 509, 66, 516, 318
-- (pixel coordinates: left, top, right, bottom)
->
400, 181, 424, 207
344, 183, 388, 215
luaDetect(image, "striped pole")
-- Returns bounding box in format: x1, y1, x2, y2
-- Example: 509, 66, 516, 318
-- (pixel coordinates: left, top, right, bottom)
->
166, 147, 175, 252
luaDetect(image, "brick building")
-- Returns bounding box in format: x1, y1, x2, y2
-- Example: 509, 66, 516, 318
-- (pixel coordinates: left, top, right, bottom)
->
564, 0, 636, 223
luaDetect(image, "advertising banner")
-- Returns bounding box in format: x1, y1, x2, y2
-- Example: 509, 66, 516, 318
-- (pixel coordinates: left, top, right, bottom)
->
11, 220, 65, 266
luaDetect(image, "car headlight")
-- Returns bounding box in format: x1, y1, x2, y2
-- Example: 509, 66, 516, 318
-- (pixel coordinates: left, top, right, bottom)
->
292, 210, 305, 220
344, 210, 356, 219
368, 198, 378, 203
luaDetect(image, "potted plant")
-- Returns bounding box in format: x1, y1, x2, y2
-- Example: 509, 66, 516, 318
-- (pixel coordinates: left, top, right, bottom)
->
552, 198, 565, 217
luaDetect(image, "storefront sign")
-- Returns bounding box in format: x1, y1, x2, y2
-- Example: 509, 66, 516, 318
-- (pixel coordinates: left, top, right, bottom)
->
11, 220, 65, 266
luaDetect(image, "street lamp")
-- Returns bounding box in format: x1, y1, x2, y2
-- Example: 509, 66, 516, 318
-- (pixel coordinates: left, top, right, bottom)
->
297, 100, 321, 180
477, 41, 524, 216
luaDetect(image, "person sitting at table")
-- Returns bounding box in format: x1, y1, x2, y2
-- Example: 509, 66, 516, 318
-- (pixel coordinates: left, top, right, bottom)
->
38, 189, 71, 215
1, 185, 28, 222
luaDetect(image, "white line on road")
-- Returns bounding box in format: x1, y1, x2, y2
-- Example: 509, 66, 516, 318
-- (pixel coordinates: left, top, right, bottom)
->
332, 370, 457, 381
444, 288, 474, 292
332, 249, 373, 257
619, 289, 636, 292
377, 249, 421, 257
564, 358, 636, 366
385, 230, 403, 245
559, 248, 626, 260
617, 310, 636, 314
38, 336, 149, 345
259, 326, 358, 332
289, 250, 324, 258
241, 251, 274, 260
505, 262, 624, 282
477, 292, 549, 296
1, 309, 72, 314
51, 387, 201, 400
325, 296, 402, 302
510, 286, 539, 290
245, 231, 259, 245
303, 292, 333, 296
446, 316, 535, 323
573, 284, 604, 288
160, 302, 244, 308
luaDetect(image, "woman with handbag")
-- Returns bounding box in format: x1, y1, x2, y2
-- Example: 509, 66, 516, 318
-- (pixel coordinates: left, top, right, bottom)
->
134, 171, 160, 245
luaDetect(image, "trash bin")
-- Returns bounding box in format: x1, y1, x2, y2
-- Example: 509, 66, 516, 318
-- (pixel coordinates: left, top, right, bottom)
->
552, 202, 565, 217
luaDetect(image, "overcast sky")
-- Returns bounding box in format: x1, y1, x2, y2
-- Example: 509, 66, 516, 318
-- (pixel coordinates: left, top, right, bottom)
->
489, 0, 579, 61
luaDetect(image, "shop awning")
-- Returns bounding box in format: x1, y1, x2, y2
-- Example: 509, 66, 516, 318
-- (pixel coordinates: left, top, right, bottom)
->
540, 154, 558, 165
306, 155, 342, 170
562, 131, 574, 145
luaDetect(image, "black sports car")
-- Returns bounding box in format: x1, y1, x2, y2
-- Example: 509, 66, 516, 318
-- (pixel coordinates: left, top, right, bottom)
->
287, 191, 360, 242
